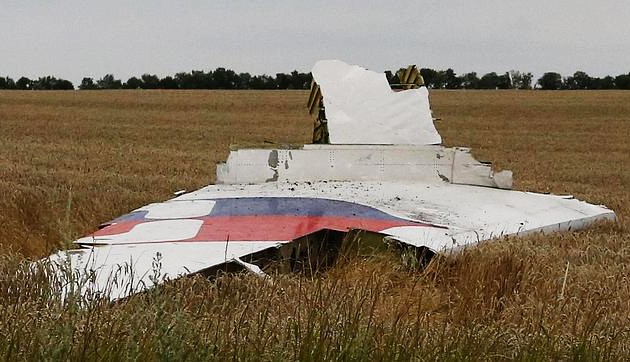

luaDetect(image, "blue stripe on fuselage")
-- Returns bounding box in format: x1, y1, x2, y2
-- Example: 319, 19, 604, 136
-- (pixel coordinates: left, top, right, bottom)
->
209, 197, 408, 221
104, 197, 418, 224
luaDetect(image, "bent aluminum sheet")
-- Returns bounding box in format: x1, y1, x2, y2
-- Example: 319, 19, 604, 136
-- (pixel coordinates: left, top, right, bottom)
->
46, 180, 614, 301
311, 60, 441, 145
40, 59, 615, 301
47, 241, 277, 301
217, 145, 513, 189
177, 181, 614, 252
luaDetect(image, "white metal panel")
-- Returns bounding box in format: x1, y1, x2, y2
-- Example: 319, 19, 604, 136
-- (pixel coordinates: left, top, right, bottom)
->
216, 145, 511, 188
48, 181, 614, 299
311, 60, 441, 145
139, 200, 216, 219
38, 59, 616, 304
45, 241, 282, 301
75, 219, 203, 245
177, 180, 615, 253
44, 180, 613, 301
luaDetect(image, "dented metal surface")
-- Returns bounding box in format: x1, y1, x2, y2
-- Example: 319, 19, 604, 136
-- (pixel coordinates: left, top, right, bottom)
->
41, 59, 616, 301
46, 179, 613, 300
217, 144, 513, 189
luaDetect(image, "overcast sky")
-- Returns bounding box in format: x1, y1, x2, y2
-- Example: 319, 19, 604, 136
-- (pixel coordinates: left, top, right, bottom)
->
1, 0, 629, 85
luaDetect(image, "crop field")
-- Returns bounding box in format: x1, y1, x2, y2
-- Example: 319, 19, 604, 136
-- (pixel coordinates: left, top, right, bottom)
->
0, 90, 629, 359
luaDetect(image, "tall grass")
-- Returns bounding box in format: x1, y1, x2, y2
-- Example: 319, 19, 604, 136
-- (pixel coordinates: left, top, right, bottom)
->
0, 90, 629, 359
1, 247, 628, 360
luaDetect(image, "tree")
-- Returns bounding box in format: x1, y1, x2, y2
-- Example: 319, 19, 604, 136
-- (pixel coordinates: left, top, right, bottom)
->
16, 77, 31, 90
572, 71, 591, 89
192, 70, 214, 89
176, 69, 216, 89
275, 73, 290, 89
497, 72, 512, 89
459, 72, 479, 89
0, 76, 15, 89
563, 71, 591, 90
79, 77, 97, 90
31, 76, 74, 90
53, 79, 74, 90
419, 68, 438, 88
590, 76, 615, 90
32, 76, 53, 90
97, 74, 122, 89
477, 72, 511, 89
479, 72, 500, 89
289, 70, 311, 89
444, 68, 461, 89
614, 73, 630, 89
123, 76, 144, 89
429, 70, 450, 89
236, 72, 252, 89
601, 76, 616, 89
537, 72, 563, 90
178, 70, 214, 89
158, 76, 178, 89
212, 67, 238, 89
509, 70, 533, 90
249, 75, 276, 89
140, 74, 160, 89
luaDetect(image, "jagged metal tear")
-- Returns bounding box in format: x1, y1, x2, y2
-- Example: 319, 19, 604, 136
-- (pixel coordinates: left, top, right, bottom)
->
311, 60, 441, 145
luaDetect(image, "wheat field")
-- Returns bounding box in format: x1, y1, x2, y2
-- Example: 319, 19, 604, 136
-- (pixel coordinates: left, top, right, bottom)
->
0, 90, 628, 359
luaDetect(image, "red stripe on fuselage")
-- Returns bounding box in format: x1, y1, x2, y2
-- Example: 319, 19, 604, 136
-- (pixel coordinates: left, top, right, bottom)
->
93, 221, 137, 236
91, 216, 429, 242
190, 215, 425, 241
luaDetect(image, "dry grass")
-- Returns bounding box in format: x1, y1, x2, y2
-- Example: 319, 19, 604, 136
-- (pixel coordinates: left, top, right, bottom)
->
0, 89, 629, 359
0, 90, 311, 256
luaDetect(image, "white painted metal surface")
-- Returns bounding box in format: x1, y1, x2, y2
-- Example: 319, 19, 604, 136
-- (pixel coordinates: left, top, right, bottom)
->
39, 59, 616, 302
140, 200, 216, 219
178, 181, 614, 253
45, 178, 613, 301
311, 60, 441, 145
75, 219, 204, 245
47, 241, 281, 300
217, 144, 512, 189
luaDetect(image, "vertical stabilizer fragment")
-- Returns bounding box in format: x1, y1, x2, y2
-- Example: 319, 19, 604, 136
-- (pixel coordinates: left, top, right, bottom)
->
310, 60, 441, 145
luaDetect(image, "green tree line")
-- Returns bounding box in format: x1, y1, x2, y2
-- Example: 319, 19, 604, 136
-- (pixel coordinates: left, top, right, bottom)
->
0, 76, 74, 90
2, 68, 630, 90
400, 69, 630, 90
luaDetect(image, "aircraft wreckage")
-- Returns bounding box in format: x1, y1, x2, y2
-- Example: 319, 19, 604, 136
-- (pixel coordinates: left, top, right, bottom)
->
43, 60, 615, 300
